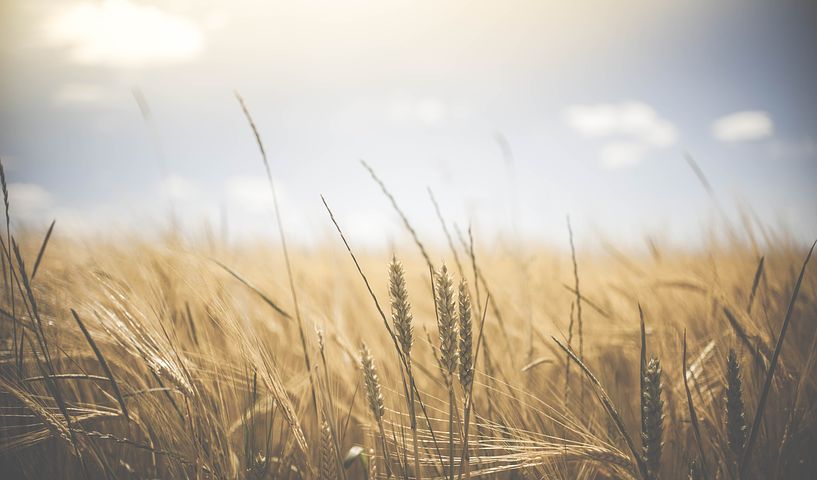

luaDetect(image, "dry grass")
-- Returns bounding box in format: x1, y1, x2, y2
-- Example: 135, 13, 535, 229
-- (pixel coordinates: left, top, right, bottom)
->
0, 159, 816, 478
0, 221, 815, 479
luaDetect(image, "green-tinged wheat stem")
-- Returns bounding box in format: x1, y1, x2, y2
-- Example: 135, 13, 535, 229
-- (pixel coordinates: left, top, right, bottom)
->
642, 356, 663, 479
725, 349, 747, 463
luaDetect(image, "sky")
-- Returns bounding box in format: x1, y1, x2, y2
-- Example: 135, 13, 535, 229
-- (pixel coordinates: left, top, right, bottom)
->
1, 0, 816, 249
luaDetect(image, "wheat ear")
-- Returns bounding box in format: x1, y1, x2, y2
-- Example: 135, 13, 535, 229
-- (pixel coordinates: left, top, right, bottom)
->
434, 264, 459, 480
458, 279, 474, 391
642, 356, 663, 479
320, 420, 340, 480
435, 264, 458, 377
388, 256, 421, 479
360, 343, 391, 477
389, 257, 414, 358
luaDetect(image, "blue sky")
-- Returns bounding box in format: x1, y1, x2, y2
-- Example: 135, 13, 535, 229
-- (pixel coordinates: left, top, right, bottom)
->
1, 0, 815, 248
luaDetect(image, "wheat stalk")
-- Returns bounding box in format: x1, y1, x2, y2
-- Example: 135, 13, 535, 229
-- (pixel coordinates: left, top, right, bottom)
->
388, 256, 422, 479
434, 264, 459, 480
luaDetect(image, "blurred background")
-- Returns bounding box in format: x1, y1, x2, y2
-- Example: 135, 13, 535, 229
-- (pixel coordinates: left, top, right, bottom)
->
1, 0, 815, 249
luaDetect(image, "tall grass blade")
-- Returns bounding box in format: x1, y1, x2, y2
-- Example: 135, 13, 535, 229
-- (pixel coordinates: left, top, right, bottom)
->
739, 239, 816, 475
31, 219, 55, 280
71, 309, 130, 421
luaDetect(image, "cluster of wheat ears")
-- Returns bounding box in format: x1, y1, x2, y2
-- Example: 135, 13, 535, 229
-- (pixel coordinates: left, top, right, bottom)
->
1, 100, 816, 479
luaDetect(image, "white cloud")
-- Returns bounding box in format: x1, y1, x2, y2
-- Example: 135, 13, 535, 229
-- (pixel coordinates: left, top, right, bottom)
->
160, 175, 199, 201
43, 0, 204, 67
564, 101, 678, 168
711, 111, 773, 142
565, 102, 677, 147
7, 183, 53, 213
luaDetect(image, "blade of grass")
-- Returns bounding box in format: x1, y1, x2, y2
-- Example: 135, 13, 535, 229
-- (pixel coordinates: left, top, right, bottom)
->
31, 219, 55, 280
360, 159, 433, 272
71, 309, 130, 421
639, 304, 647, 438
235, 91, 318, 421
211, 259, 292, 320
739, 239, 816, 475
746, 256, 764, 314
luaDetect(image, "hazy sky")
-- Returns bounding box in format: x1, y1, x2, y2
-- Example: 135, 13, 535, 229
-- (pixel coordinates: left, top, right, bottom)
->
1, 0, 816, 248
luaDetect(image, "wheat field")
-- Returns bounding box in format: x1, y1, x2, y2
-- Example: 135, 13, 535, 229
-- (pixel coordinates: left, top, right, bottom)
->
1, 155, 815, 480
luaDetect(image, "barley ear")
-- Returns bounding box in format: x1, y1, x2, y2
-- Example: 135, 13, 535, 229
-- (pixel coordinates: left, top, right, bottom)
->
389, 256, 413, 359
642, 356, 664, 479
725, 348, 747, 461
458, 278, 474, 390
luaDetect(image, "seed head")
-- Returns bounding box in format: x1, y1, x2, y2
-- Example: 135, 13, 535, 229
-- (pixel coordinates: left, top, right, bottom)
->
641, 356, 663, 478
360, 343, 385, 420
388, 256, 413, 358
434, 264, 458, 376
458, 278, 474, 390
320, 420, 339, 480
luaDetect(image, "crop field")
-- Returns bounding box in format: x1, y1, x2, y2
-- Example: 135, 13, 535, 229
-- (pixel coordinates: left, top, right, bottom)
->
0, 156, 815, 479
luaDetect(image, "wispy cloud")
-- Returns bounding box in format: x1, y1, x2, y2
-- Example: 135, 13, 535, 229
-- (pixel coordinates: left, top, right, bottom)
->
711, 111, 773, 142
564, 101, 677, 168
43, 1, 204, 67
